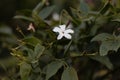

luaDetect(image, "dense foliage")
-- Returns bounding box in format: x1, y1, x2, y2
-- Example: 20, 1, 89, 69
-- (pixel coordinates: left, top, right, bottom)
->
1, 0, 120, 80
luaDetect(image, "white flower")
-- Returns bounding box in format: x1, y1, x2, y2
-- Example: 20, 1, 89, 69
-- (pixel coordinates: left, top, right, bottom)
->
27, 23, 35, 32
53, 24, 74, 40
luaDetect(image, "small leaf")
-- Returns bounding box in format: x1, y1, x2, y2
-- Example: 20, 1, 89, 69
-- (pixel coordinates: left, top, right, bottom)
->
62, 10, 77, 24
45, 61, 63, 80
79, 0, 89, 14
39, 5, 55, 20
33, 1, 45, 14
0, 57, 17, 71
90, 55, 113, 70
20, 62, 32, 80
34, 43, 45, 59
92, 33, 120, 56
62, 10, 73, 21
100, 1, 111, 14
112, 19, 120, 23
14, 15, 34, 21
23, 36, 42, 47
32, 12, 49, 28
90, 16, 108, 36
91, 33, 114, 42
27, 49, 34, 60
100, 40, 120, 56
61, 67, 78, 80
70, 52, 82, 57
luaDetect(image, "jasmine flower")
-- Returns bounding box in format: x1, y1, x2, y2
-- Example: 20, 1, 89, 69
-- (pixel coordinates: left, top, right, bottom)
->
27, 23, 35, 32
53, 24, 74, 40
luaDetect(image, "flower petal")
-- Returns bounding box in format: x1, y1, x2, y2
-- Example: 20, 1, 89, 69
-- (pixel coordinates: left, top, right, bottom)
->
53, 27, 62, 33
59, 25, 66, 31
27, 23, 35, 32
57, 34, 64, 40
65, 29, 74, 34
64, 33, 72, 39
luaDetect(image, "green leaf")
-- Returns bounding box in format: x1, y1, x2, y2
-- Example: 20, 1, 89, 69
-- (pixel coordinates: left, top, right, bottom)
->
100, 40, 120, 56
39, 5, 55, 20
62, 10, 76, 24
79, 0, 89, 14
0, 57, 17, 71
27, 49, 34, 61
45, 61, 63, 80
14, 15, 34, 21
32, 12, 49, 28
90, 55, 113, 70
91, 33, 114, 42
62, 10, 73, 20
33, 1, 45, 14
70, 52, 82, 57
92, 33, 120, 56
34, 43, 45, 59
23, 36, 42, 47
20, 62, 32, 80
100, 1, 111, 14
112, 19, 120, 23
61, 67, 78, 80
90, 24, 101, 36
110, 13, 120, 21
90, 16, 108, 35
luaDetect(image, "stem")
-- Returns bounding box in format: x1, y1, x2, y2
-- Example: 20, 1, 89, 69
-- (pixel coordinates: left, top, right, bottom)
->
16, 26, 25, 38
62, 60, 69, 68
33, 0, 46, 13
70, 52, 98, 57
59, 12, 62, 25
59, 10, 64, 25
63, 40, 73, 56
66, 20, 71, 27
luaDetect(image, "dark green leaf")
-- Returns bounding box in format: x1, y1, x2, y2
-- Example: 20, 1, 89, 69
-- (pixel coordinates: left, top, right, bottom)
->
27, 49, 34, 61
100, 40, 120, 56
14, 15, 34, 21
90, 55, 113, 70
91, 33, 114, 42
32, 12, 49, 28
79, 0, 89, 14
20, 62, 32, 80
90, 16, 108, 35
34, 43, 45, 59
100, 1, 111, 14
62, 10, 73, 21
90, 24, 101, 36
70, 52, 82, 57
33, 1, 45, 14
39, 5, 55, 20
0, 57, 17, 71
112, 19, 120, 23
61, 67, 78, 80
46, 61, 63, 80
23, 36, 42, 47
62, 10, 77, 24
92, 33, 120, 56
